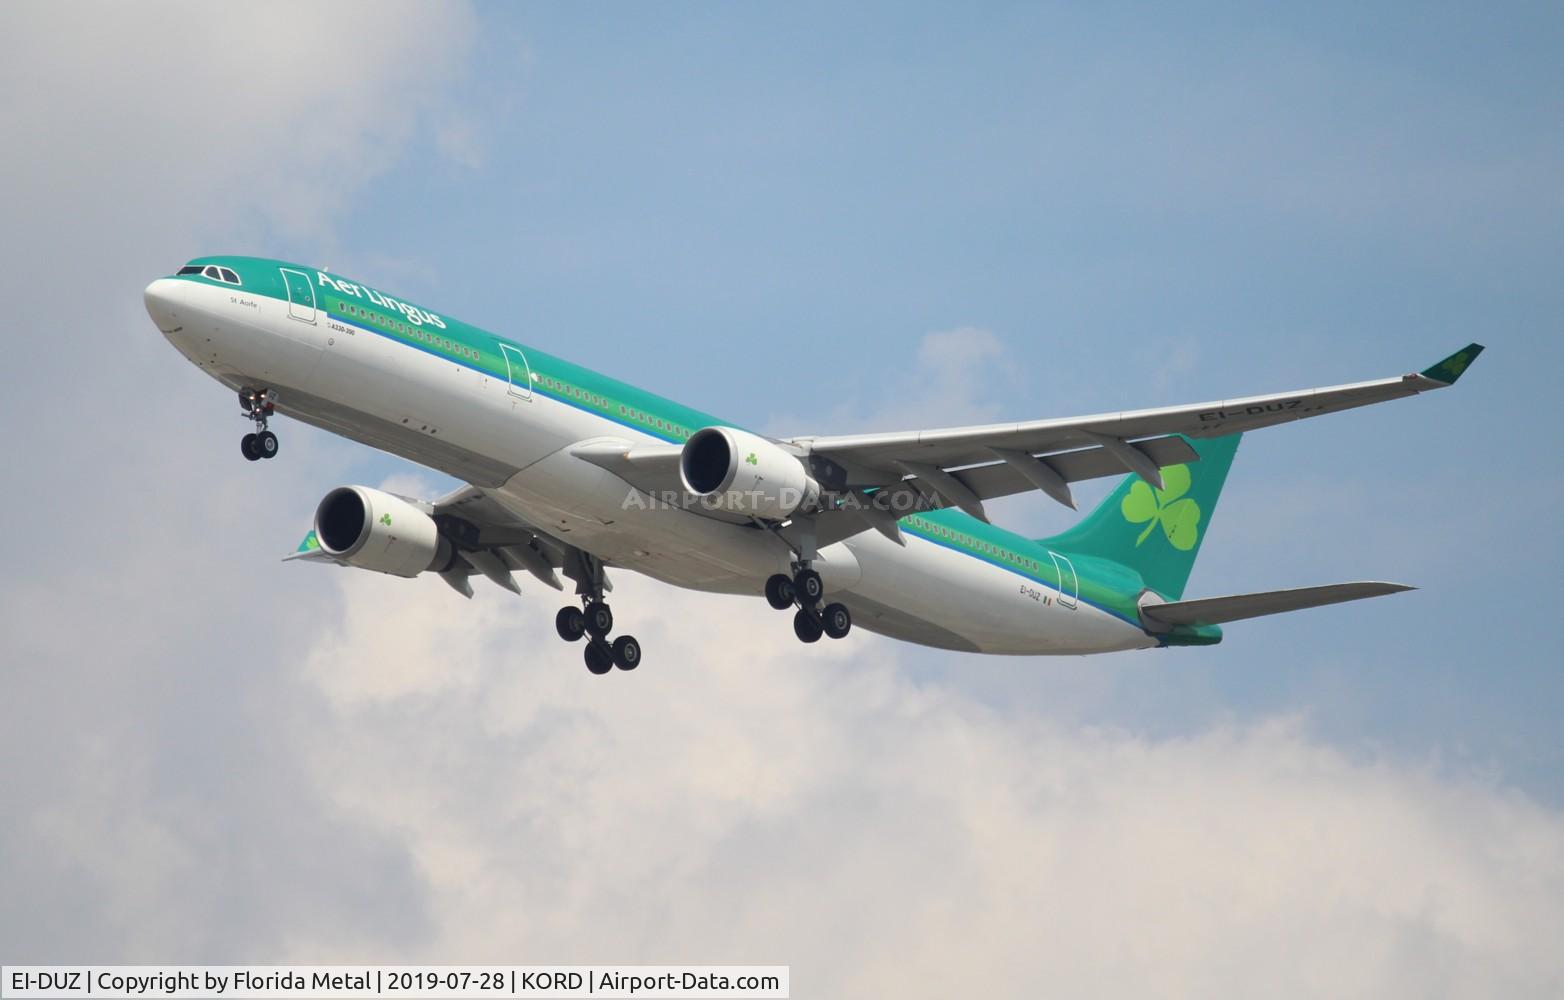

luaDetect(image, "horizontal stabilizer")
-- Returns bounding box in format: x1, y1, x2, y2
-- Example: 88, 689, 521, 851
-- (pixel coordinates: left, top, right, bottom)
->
1142, 581, 1414, 628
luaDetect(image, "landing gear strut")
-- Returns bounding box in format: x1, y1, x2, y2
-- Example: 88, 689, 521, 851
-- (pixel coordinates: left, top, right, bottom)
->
763, 530, 852, 644
239, 388, 278, 461
556, 555, 641, 674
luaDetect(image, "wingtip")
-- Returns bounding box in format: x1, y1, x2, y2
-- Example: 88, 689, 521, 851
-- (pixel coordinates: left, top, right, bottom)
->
1370, 581, 1417, 595
1419, 343, 1484, 385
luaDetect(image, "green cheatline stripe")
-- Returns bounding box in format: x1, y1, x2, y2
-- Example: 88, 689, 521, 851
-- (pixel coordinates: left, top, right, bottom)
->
326, 305, 700, 445
176, 256, 731, 444
901, 513, 1145, 626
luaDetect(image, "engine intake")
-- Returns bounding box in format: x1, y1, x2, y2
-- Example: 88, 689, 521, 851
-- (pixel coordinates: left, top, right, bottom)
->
314, 486, 452, 577
680, 426, 819, 520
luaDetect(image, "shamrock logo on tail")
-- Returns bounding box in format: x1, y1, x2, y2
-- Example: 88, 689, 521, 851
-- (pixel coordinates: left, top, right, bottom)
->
1121, 464, 1201, 551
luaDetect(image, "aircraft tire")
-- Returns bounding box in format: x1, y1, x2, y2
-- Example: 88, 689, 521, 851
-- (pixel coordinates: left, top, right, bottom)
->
793, 608, 823, 643
793, 568, 824, 606
765, 573, 795, 610
556, 606, 586, 642
612, 635, 641, 670
585, 601, 613, 637
822, 602, 852, 640
584, 640, 613, 674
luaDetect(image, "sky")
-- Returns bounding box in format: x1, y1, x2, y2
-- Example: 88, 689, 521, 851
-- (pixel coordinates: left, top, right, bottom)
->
1, 2, 1562, 994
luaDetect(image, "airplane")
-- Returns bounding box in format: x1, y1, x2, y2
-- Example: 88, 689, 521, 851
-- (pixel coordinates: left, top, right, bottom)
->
144, 257, 1483, 674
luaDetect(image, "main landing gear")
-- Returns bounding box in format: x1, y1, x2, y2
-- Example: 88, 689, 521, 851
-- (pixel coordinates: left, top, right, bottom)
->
765, 566, 852, 644
556, 603, 642, 674
239, 388, 278, 462
554, 561, 641, 675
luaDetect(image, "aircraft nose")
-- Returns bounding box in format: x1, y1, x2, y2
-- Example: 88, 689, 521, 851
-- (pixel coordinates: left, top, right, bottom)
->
144, 278, 182, 331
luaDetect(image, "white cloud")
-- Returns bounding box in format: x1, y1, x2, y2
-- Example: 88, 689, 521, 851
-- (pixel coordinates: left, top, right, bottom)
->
278, 570, 1564, 996
0, 1, 479, 253
766, 326, 1016, 437
914, 325, 1009, 417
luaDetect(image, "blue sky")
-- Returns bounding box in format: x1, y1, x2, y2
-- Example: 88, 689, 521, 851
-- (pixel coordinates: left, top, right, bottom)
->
297, 4, 1562, 794
3, 2, 1562, 988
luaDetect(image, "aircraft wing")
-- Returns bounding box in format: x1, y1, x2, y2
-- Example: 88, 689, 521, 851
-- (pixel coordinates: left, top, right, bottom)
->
564, 345, 1483, 551
785, 344, 1484, 525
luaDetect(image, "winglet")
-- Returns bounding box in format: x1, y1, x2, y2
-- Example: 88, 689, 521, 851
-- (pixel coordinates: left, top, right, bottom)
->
1420, 343, 1484, 385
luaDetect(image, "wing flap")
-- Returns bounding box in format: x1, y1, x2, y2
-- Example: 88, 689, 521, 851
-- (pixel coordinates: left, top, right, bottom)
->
1141, 581, 1414, 628
872, 435, 1198, 512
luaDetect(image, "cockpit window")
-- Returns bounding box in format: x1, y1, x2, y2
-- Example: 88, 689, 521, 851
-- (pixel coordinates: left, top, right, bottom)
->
179, 264, 242, 286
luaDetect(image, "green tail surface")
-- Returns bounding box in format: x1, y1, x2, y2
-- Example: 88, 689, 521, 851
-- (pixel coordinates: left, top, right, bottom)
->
1040, 433, 1242, 600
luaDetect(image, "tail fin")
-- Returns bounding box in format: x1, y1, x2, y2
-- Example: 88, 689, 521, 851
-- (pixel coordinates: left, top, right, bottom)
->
1040, 433, 1242, 600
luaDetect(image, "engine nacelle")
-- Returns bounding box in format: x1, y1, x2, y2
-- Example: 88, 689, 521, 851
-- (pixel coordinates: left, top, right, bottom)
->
314, 486, 453, 578
680, 426, 820, 520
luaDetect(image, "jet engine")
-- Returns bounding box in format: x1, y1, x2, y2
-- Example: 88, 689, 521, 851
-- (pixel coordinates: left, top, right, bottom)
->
679, 426, 820, 520
313, 485, 454, 577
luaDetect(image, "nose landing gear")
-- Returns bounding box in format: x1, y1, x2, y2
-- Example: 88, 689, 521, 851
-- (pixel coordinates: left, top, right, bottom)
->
239, 388, 278, 461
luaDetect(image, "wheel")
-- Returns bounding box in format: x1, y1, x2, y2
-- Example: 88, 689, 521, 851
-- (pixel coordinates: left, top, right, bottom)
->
764, 573, 795, 610
555, 606, 586, 642
822, 602, 852, 640
584, 640, 613, 674
793, 608, 823, 643
584, 601, 613, 637
255, 430, 278, 459
793, 568, 824, 606
612, 635, 642, 671
241, 433, 260, 461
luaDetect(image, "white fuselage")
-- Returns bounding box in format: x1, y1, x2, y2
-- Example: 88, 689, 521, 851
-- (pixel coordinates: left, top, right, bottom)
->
145, 276, 1155, 655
